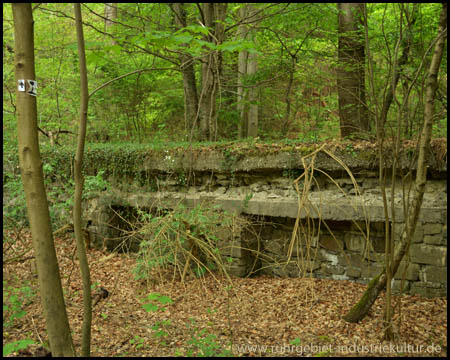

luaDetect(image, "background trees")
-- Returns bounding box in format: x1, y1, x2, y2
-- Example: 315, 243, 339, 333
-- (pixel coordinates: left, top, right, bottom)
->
3, 3, 445, 145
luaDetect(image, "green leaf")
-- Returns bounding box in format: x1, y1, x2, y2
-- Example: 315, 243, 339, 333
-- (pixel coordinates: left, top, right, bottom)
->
174, 34, 194, 44
142, 303, 159, 312
158, 295, 173, 304
184, 24, 210, 35
108, 44, 123, 55
146, 292, 162, 301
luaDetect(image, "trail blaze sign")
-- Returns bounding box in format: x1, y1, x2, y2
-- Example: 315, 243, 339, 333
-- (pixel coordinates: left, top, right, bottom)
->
18, 79, 25, 92
27, 80, 37, 96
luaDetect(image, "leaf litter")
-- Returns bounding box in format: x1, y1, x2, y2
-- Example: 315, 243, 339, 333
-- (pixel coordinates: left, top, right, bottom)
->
3, 230, 447, 357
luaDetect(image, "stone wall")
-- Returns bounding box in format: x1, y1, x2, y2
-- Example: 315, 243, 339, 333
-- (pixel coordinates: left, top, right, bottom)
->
85, 143, 447, 297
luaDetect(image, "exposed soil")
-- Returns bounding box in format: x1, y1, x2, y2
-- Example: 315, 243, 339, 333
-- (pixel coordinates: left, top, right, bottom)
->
3, 229, 447, 357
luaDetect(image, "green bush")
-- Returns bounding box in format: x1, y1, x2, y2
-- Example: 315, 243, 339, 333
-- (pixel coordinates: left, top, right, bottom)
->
133, 204, 230, 282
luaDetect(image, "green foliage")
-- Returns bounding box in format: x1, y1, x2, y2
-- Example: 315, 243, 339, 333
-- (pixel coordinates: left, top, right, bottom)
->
133, 203, 231, 281
345, 143, 357, 158
129, 335, 146, 350
3, 339, 35, 357
3, 177, 28, 228
141, 294, 232, 357
4, 3, 446, 145
84, 170, 108, 198
3, 280, 35, 328
183, 318, 233, 357
141, 293, 173, 343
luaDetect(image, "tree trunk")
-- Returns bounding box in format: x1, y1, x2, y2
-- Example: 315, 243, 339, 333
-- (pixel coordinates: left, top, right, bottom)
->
237, 5, 249, 138
282, 57, 295, 136
379, 4, 418, 132
104, 3, 117, 30
337, 3, 368, 138
171, 3, 199, 139
237, 4, 259, 138
198, 3, 227, 141
74, 4, 92, 356
12, 4, 75, 356
199, 3, 215, 141
343, 3, 447, 323
247, 46, 258, 138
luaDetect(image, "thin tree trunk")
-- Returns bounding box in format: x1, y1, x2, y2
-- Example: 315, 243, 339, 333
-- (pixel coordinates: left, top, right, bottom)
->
74, 4, 92, 356
282, 57, 295, 135
246, 5, 258, 138
247, 49, 258, 138
379, 4, 418, 131
237, 5, 249, 138
12, 3, 75, 356
343, 3, 447, 323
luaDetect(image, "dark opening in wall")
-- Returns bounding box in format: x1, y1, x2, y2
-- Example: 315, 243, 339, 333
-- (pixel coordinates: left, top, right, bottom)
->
105, 205, 159, 252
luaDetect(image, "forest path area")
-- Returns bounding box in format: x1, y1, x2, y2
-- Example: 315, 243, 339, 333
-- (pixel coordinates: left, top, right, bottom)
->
3, 229, 447, 357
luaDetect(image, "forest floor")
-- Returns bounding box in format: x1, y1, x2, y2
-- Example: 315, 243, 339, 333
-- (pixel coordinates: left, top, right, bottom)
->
3, 229, 447, 357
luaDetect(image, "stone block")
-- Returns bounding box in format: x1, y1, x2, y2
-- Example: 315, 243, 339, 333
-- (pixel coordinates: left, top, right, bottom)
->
270, 264, 289, 278
224, 257, 250, 277
392, 279, 410, 294
423, 223, 443, 235
264, 239, 283, 255
412, 224, 424, 244
321, 263, 345, 275
394, 262, 419, 281
345, 233, 366, 252
346, 266, 361, 278
419, 208, 446, 224
410, 244, 447, 266
285, 261, 307, 277
361, 263, 384, 278
340, 253, 364, 268
370, 236, 385, 253
409, 282, 447, 298
421, 265, 447, 286
301, 259, 321, 272
424, 234, 444, 245
229, 241, 244, 258
319, 234, 343, 252
321, 249, 339, 265
214, 187, 227, 195
331, 274, 350, 280
215, 226, 233, 242
362, 251, 383, 263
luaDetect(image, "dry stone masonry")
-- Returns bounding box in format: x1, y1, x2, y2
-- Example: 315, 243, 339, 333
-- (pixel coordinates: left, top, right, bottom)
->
86, 142, 447, 297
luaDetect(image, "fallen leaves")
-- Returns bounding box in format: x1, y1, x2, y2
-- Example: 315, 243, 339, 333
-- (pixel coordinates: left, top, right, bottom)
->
3, 229, 447, 357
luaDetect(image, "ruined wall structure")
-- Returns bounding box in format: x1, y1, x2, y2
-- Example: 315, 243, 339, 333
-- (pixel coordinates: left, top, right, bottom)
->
86, 143, 447, 297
